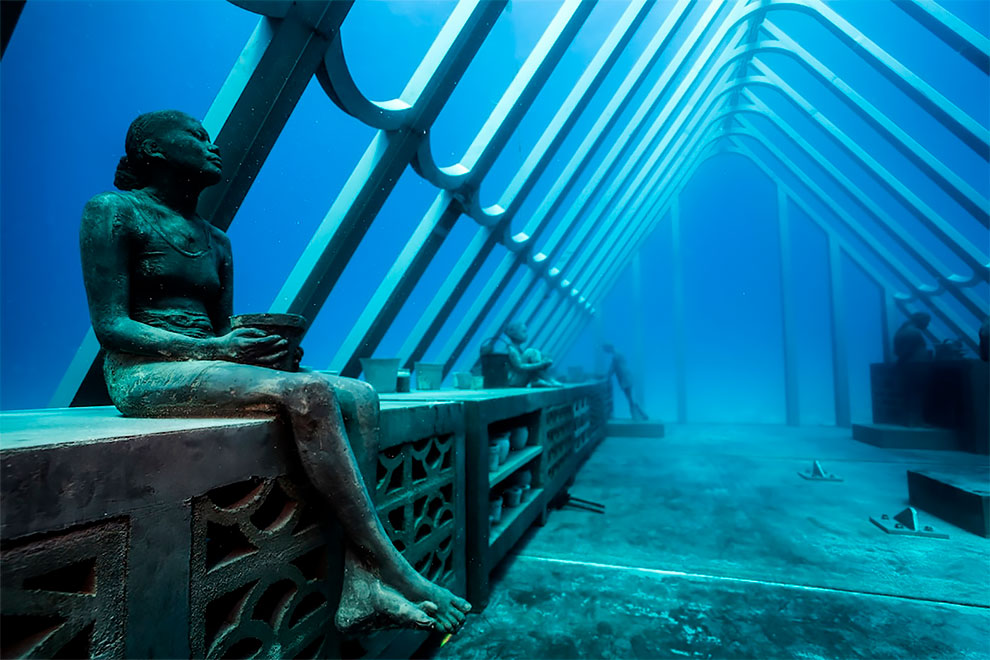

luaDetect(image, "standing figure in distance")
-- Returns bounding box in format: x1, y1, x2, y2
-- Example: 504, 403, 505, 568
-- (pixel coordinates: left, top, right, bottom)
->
79, 110, 469, 634
603, 343, 648, 421
504, 321, 560, 387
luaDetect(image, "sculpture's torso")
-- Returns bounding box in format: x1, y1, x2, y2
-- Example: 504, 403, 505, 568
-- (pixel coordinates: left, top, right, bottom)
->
893, 325, 928, 363
116, 191, 226, 339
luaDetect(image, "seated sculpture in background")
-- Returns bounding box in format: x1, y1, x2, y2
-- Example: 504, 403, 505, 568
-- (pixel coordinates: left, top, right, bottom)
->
504, 321, 560, 387
603, 343, 648, 421
893, 312, 932, 363
79, 110, 468, 634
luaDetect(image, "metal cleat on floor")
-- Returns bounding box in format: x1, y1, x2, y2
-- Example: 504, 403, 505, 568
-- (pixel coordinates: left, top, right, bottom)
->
870, 506, 949, 539
798, 459, 843, 482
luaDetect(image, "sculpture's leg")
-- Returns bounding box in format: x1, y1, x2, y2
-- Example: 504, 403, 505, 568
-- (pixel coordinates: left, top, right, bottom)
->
320, 375, 380, 485
622, 385, 647, 420
315, 375, 455, 632
105, 359, 469, 633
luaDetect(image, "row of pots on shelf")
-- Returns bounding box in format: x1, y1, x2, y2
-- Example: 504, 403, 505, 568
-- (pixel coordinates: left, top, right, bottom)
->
359, 358, 484, 393
488, 427, 531, 471
490, 471, 535, 525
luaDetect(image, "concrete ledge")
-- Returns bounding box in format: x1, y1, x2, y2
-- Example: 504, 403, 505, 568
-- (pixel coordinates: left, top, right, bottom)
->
606, 420, 665, 438
1, 400, 468, 660
908, 469, 990, 538
851, 423, 959, 450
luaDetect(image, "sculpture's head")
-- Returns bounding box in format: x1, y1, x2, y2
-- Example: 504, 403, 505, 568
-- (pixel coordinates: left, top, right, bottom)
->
909, 312, 931, 329
602, 343, 614, 354
114, 110, 222, 191
505, 321, 528, 343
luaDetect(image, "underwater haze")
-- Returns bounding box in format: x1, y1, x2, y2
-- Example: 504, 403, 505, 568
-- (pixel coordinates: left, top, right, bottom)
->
1, 0, 988, 423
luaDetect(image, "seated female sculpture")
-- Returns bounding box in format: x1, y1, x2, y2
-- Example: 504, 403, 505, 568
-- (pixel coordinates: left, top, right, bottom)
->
504, 321, 560, 387
893, 312, 932, 363
79, 110, 469, 634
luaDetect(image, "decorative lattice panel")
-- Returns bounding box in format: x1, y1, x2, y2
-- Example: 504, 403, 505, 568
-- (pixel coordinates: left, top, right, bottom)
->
189, 477, 337, 659
1, 519, 129, 659
544, 403, 576, 483
375, 434, 457, 586
592, 385, 611, 441
572, 396, 592, 454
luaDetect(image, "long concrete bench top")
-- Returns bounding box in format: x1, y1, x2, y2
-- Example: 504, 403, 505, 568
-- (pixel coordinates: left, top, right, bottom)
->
0, 399, 466, 540
0, 399, 462, 453
382, 382, 604, 422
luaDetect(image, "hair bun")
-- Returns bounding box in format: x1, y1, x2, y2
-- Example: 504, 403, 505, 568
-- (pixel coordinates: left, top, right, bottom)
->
114, 155, 139, 190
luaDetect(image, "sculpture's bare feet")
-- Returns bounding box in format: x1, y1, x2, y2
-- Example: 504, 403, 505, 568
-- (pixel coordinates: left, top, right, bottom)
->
379, 563, 472, 633
335, 560, 440, 634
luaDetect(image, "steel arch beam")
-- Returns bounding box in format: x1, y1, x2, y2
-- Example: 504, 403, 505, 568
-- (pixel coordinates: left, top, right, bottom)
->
269, 0, 507, 324
762, 21, 989, 228
327, 0, 596, 375
398, 0, 706, 370
744, 65, 988, 282
893, 0, 990, 73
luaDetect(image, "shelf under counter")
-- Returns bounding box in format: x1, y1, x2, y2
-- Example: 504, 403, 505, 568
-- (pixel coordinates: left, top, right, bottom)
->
488, 488, 546, 566
489, 446, 542, 488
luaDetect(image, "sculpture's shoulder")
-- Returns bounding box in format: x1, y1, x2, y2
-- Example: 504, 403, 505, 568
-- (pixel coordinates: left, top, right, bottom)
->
81, 190, 142, 235
204, 221, 232, 254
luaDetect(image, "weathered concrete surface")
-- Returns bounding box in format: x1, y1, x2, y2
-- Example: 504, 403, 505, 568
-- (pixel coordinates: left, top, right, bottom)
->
434, 425, 990, 659
436, 555, 989, 659
606, 419, 665, 437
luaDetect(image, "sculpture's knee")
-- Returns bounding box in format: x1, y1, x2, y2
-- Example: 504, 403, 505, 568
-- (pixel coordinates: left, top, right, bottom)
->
349, 379, 379, 408
284, 374, 337, 419
523, 348, 542, 364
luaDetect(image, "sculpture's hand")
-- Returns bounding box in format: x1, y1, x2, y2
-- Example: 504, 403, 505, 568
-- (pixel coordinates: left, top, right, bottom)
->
211, 328, 289, 365
543, 358, 554, 369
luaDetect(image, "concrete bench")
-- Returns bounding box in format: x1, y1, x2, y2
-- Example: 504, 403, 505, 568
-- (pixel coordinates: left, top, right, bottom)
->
1, 383, 610, 658
1, 401, 465, 660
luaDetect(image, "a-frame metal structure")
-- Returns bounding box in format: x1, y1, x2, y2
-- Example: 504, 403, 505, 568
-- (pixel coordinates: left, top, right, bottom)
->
51, 0, 989, 426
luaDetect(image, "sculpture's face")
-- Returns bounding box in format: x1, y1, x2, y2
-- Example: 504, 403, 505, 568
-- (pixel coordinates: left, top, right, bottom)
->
153, 115, 223, 185
506, 324, 527, 343
911, 313, 931, 330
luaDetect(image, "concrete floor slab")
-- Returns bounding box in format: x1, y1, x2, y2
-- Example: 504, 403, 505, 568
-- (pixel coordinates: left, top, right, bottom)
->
432, 425, 990, 659
436, 554, 989, 659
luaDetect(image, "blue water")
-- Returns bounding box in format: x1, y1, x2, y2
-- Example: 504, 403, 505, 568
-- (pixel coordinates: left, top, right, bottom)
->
1, 0, 987, 422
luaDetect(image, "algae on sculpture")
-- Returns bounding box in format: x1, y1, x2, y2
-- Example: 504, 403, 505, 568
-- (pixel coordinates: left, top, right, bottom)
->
78, 110, 469, 634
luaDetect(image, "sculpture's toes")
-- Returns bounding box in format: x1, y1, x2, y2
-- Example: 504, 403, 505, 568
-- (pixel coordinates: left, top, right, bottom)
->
452, 595, 472, 613
336, 581, 439, 634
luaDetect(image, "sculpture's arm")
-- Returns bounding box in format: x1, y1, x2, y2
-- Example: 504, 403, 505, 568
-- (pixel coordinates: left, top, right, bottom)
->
210, 227, 235, 336
79, 193, 226, 361
507, 345, 551, 372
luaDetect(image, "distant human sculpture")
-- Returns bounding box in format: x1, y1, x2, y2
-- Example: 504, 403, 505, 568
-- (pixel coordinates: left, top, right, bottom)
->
893, 312, 932, 363
503, 321, 560, 387
603, 343, 648, 421
79, 110, 468, 634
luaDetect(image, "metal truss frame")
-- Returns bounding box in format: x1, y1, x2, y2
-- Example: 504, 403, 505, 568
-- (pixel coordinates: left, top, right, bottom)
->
50, 0, 988, 414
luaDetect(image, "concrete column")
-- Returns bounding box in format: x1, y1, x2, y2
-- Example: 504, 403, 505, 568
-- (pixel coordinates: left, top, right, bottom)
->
671, 197, 687, 423
777, 187, 800, 425
631, 252, 647, 409
827, 237, 851, 426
